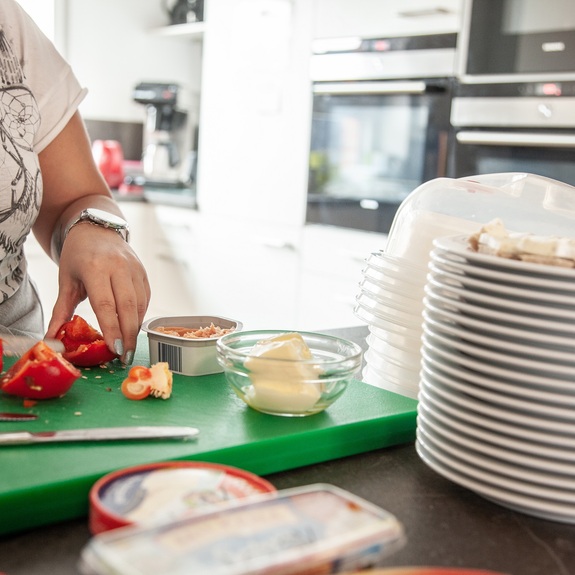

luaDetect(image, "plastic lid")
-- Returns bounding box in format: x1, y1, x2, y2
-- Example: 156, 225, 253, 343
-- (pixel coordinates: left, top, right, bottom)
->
385, 173, 575, 266
89, 461, 276, 534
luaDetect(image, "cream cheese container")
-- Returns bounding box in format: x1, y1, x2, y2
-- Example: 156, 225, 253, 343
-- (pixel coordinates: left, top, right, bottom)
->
79, 483, 405, 575
89, 461, 275, 534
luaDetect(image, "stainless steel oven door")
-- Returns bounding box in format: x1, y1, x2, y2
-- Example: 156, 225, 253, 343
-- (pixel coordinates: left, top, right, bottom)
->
449, 93, 575, 185
307, 79, 452, 234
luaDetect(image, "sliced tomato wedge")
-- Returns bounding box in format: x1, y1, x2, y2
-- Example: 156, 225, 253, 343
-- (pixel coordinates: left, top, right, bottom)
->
57, 315, 118, 367
0, 341, 81, 400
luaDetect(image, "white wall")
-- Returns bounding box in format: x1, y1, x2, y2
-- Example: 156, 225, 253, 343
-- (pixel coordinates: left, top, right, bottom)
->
61, 0, 202, 122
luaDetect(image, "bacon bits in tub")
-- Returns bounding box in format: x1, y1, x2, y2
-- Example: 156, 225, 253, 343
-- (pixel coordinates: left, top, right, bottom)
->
80, 483, 405, 575
89, 461, 276, 534
141, 315, 242, 376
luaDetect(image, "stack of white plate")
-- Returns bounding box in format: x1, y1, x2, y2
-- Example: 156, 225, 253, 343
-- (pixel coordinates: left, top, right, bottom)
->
354, 251, 428, 399
417, 234, 575, 523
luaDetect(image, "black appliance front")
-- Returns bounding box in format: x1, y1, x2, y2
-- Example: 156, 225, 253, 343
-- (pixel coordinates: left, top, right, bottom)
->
307, 34, 457, 235
459, 0, 575, 82
307, 83, 452, 233
449, 81, 575, 187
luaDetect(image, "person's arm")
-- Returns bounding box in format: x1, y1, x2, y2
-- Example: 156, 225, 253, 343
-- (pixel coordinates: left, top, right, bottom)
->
35, 111, 150, 364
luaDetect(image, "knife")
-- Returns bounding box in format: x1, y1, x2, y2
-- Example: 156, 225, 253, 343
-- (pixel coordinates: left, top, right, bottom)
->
2, 336, 65, 356
0, 426, 199, 445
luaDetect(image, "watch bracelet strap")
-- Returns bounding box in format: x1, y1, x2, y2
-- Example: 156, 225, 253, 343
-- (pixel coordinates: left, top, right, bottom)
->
50, 212, 129, 263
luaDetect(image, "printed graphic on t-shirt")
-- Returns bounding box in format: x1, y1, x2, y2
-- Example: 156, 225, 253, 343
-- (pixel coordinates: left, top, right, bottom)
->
0, 27, 42, 301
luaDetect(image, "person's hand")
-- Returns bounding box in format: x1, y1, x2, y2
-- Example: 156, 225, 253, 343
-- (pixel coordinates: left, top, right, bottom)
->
44, 223, 151, 365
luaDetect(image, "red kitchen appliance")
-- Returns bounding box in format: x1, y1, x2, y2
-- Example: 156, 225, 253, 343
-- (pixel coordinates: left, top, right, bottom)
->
92, 139, 125, 189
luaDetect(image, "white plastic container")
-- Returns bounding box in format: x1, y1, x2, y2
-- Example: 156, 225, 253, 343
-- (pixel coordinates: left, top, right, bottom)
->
78, 484, 405, 575
142, 315, 242, 376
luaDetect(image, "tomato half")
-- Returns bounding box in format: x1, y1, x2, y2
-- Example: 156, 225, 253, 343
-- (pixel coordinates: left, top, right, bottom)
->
57, 315, 118, 367
0, 341, 81, 400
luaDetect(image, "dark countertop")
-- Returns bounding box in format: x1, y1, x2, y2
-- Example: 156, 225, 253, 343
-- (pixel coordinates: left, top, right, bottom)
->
1, 326, 574, 575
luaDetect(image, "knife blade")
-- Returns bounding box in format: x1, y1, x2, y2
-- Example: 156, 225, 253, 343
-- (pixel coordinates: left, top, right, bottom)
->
0, 426, 199, 445
0, 412, 39, 422
2, 336, 65, 356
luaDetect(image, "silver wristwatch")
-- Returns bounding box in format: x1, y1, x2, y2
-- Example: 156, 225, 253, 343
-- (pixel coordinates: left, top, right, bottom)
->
64, 208, 130, 243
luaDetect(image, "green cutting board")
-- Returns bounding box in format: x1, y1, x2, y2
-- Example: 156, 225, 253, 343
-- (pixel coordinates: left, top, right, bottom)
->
0, 338, 417, 536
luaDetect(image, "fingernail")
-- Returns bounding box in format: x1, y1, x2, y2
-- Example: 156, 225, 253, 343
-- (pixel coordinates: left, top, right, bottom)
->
114, 338, 124, 356
124, 349, 134, 365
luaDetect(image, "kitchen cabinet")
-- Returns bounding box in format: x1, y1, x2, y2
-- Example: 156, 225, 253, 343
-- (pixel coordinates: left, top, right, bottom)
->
196, 0, 313, 228
297, 225, 387, 330
312, 0, 463, 39
153, 206, 301, 330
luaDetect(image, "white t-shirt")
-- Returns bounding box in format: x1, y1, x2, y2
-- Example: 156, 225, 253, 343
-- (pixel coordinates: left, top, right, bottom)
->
0, 0, 86, 301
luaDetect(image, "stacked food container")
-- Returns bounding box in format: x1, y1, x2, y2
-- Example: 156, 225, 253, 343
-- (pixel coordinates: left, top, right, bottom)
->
354, 173, 575, 401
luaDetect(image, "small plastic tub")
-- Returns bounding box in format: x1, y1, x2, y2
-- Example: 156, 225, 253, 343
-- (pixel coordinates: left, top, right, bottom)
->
142, 315, 242, 376
89, 460, 276, 534
80, 484, 406, 574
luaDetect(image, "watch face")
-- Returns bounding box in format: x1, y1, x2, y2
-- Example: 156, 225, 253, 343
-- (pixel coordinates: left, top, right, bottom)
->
85, 208, 128, 229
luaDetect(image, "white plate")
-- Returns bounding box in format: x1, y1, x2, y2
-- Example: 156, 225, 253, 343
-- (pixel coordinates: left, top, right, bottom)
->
422, 321, 575, 379
428, 259, 575, 303
422, 308, 575, 365
424, 287, 575, 335
418, 399, 575, 465
434, 235, 575, 280
421, 351, 575, 420
416, 437, 575, 523
418, 363, 575, 435
420, 334, 575, 405
426, 272, 575, 320
429, 248, 575, 293
418, 383, 575, 450
423, 297, 575, 348
417, 420, 575, 495
422, 330, 575, 391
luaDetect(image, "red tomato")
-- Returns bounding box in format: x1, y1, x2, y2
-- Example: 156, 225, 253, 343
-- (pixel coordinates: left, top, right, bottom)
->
57, 315, 118, 367
0, 341, 81, 400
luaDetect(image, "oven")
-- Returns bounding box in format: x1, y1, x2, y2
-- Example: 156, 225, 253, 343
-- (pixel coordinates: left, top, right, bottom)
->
307, 34, 457, 234
458, 0, 575, 83
450, 0, 575, 185
449, 81, 575, 185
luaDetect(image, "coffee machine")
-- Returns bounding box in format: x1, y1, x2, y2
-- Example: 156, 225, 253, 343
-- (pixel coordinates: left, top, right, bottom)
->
133, 82, 195, 187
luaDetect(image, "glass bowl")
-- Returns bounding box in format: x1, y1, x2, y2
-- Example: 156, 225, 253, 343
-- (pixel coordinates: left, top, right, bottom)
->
216, 330, 363, 417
